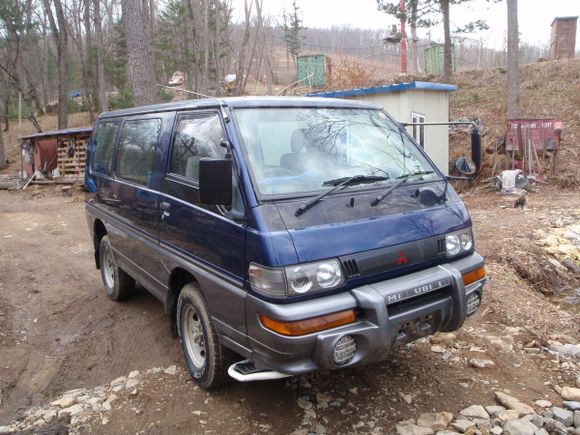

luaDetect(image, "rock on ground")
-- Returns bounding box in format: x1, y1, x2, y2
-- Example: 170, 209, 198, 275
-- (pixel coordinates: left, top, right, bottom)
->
502, 418, 538, 435
459, 405, 490, 420
416, 412, 454, 431
495, 391, 535, 415
396, 423, 435, 435
561, 387, 580, 401
551, 406, 574, 426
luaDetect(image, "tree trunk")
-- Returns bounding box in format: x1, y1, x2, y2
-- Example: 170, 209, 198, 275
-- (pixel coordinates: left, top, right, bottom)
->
506, 0, 520, 119
44, 0, 69, 129
2, 97, 9, 131
122, 0, 158, 106
200, 0, 209, 93
409, 0, 422, 73
83, 0, 95, 122
441, 0, 452, 83
0, 113, 6, 168
94, 0, 107, 113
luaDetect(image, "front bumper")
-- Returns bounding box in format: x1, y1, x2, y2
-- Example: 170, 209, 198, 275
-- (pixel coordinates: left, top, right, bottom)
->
245, 252, 486, 374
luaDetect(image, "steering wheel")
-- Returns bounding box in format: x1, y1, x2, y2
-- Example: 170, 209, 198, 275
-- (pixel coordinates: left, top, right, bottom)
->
261, 167, 294, 178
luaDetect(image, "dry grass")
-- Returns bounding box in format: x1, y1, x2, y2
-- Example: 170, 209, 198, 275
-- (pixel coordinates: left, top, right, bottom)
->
450, 58, 580, 186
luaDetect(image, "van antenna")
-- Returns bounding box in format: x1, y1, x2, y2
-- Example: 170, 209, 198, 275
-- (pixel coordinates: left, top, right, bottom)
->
156, 84, 229, 121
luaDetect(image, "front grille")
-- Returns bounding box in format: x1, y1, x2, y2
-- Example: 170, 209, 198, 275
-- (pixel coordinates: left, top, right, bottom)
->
437, 238, 446, 255
342, 259, 360, 277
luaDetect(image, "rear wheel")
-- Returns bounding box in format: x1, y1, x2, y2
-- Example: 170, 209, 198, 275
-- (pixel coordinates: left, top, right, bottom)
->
177, 283, 235, 389
98, 235, 136, 301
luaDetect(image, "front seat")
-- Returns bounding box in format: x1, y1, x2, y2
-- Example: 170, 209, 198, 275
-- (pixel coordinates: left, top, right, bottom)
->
280, 129, 309, 173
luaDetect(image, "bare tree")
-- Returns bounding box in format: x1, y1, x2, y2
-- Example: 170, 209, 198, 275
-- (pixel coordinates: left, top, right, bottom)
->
440, 0, 452, 82
234, 0, 253, 95
122, 0, 157, 105
93, 0, 107, 113
506, 0, 519, 118
43, 0, 69, 129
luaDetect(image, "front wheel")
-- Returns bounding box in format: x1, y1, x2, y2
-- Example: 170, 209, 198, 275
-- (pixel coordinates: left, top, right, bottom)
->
98, 235, 136, 301
177, 284, 235, 389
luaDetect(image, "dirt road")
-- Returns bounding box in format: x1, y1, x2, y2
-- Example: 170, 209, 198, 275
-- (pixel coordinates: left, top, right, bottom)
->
0, 186, 578, 434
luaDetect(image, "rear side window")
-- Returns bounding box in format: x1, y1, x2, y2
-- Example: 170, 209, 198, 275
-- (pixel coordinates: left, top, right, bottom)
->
169, 114, 225, 181
116, 119, 162, 185
92, 122, 119, 175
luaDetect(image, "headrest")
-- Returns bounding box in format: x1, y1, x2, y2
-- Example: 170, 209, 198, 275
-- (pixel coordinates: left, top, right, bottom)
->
290, 129, 308, 153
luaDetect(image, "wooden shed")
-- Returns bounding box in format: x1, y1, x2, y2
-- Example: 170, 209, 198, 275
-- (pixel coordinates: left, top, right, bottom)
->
549, 17, 578, 60
20, 127, 93, 181
308, 81, 457, 174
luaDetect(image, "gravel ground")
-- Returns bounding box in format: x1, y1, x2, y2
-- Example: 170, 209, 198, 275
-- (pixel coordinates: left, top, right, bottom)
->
0, 184, 578, 434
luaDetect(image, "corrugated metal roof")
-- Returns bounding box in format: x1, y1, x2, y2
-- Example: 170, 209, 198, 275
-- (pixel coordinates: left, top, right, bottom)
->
20, 126, 93, 141
307, 81, 458, 99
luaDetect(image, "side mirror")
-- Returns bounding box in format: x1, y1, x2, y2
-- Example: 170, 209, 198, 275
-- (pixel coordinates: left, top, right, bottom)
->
199, 158, 232, 206
455, 157, 477, 176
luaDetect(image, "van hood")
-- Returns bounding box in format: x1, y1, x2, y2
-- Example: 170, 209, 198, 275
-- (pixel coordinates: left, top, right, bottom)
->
272, 183, 471, 263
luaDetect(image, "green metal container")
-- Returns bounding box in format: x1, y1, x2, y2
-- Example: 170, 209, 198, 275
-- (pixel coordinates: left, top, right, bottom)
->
424, 45, 456, 76
297, 55, 329, 87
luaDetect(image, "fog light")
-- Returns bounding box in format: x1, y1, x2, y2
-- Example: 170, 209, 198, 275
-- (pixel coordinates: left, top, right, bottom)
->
333, 335, 357, 365
466, 292, 481, 316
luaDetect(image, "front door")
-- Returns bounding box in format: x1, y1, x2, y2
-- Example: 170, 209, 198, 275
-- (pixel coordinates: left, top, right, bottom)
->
159, 110, 247, 336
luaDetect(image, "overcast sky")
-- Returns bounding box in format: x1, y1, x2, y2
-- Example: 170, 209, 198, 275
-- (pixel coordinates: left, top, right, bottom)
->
230, 0, 579, 50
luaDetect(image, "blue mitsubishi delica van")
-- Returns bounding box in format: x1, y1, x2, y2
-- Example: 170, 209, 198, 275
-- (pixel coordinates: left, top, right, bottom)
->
85, 96, 486, 388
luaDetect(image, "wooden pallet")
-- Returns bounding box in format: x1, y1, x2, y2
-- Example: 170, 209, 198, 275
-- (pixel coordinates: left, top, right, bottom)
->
57, 138, 88, 178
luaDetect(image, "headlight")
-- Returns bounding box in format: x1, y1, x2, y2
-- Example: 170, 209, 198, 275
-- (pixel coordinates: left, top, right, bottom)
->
460, 232, 473, 251
445, 229, 474, 257
446, 234, 461, 256
316, 263, 343, 288
286, 259, 344, 296
249, 259, 345, 299
289, 267, 312, 293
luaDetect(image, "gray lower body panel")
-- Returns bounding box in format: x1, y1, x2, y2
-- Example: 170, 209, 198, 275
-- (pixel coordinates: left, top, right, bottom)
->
245, 252, 486, 374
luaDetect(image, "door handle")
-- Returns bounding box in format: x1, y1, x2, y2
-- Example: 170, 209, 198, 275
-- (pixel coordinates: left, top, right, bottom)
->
160, 201, 171, 221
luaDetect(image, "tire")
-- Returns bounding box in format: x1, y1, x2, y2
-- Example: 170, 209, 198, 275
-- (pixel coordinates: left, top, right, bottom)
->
98, 235, 136, 301
177, 283, 236, 389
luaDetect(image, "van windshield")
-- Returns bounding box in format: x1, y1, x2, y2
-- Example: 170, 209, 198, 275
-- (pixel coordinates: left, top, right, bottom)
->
233, 107, 437, 197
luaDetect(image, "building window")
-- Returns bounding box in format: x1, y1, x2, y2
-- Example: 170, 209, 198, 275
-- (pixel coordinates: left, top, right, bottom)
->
411, 112, 425, 148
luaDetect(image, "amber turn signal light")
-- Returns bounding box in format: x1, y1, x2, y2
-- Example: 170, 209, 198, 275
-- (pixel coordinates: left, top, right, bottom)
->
259, 310, 356, 336
462, 266, 486, 286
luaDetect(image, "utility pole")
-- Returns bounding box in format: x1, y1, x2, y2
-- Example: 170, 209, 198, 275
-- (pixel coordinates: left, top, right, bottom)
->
507, 0, 520, 118
400, 0, 407, 73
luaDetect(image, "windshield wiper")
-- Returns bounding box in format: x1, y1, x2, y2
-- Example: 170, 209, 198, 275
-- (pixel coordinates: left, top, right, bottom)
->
296, 174, 389, 216
322, 174, 389, 186
370, 170, 435, 207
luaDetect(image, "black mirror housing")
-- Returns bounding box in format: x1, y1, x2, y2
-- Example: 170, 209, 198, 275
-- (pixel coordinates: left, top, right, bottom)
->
199, 158, 232, 206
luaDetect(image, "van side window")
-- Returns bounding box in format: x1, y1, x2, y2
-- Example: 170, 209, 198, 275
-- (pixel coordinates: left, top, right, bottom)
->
92, 122, 119, 175
170, 114, 225, 181
116, 119, 161, 185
